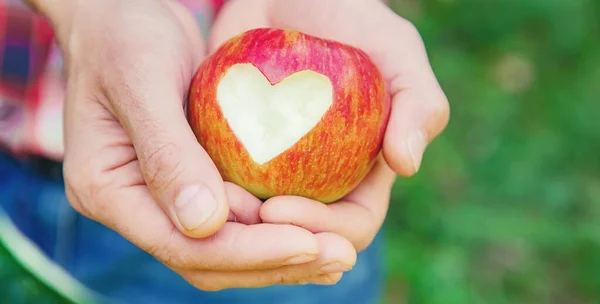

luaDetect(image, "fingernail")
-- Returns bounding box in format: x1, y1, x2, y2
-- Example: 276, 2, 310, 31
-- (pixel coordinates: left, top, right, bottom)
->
318, 262, 352, 274
283, 254, 318, 266
408, 130, 427, 172
175, 185, 217, 231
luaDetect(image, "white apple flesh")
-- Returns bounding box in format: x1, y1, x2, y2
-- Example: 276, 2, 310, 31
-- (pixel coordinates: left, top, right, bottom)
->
217, 63, 334, 165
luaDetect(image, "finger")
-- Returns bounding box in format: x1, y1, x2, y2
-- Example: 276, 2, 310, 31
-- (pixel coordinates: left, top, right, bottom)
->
164, 0, 207, 68
224, 182, 262, 224
208, 0, 272, 52
309, 272, 344, 286
95, 158, 261, 225
63, 99, 320, 271
261, 158, 395, 251
99, 42, 229, 239
270, 0, 450, 176
185, 271, 344, 291
103, 175, 320, 271
82, 183, 321, 271
181, 232, 354, 291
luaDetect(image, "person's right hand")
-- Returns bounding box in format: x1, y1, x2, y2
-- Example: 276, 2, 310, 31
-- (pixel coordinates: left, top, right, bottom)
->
33, 0, 357, 290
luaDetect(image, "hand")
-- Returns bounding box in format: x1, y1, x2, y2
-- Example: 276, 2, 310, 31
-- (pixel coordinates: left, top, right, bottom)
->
210, 0, 450, 251
34, 0, 356, 290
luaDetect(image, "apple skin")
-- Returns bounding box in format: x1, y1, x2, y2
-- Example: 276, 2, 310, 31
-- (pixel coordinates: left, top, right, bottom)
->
187, 28, 390, 203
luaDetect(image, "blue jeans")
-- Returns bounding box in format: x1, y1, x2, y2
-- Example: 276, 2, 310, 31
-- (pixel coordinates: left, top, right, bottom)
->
0, 151, 384, 304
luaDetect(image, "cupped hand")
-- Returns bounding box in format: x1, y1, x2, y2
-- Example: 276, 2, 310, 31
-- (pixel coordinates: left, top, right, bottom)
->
38, 0, 356, 290
210, 0, 450, 251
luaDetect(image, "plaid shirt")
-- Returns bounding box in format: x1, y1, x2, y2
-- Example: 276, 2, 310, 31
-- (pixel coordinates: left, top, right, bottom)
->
0, 0, 225, 160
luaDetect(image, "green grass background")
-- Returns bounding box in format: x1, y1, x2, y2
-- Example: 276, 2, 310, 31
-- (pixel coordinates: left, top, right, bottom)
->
1, 0, 599, 303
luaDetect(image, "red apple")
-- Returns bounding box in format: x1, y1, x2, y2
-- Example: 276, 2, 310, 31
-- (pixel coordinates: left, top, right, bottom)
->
187, 28, 390, 203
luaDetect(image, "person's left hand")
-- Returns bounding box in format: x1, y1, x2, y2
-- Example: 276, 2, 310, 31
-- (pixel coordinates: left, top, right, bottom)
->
209, 0, 450, 252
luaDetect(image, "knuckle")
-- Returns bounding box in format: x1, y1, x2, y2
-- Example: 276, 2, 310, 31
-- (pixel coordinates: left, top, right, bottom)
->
144, 228, 191, 269
62, 158, 99, 218
433, 93, 450, 121
354, 223, 379, 253
355, 232, 376, 253
161, 252, 193, 270
427, 92, 451, 135
272, 271, 288, 285
271, 270, 313, 286
399, 18, 422, 42
63, 181, 86, 216
141, 141, 184, 192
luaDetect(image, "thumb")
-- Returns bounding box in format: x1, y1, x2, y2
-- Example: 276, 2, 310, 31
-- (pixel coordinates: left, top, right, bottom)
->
105, 65, 229, 239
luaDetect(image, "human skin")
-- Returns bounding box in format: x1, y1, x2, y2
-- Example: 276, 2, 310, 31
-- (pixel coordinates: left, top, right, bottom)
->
25, 0, 449, 292
210, 0, 450, 252
24, 0, 357, 291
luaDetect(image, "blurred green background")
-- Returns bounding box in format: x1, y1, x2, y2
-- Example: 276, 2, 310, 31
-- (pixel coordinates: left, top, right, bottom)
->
1, 0, 599, 303
384, 0, 599, 303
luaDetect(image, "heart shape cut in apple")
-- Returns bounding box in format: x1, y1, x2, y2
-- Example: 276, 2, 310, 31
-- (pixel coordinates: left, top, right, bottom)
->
217, 63, 333, 165
188, 28, 390, 203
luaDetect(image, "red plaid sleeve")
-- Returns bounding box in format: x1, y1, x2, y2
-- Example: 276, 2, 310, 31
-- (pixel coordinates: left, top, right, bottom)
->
0, 0, 55, 156
0, 0, 53, 97
211, 0, 226, 13
0, 0, 225, 158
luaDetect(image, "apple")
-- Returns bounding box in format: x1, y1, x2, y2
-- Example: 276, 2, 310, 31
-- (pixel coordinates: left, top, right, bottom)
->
187, 28, 390, 203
